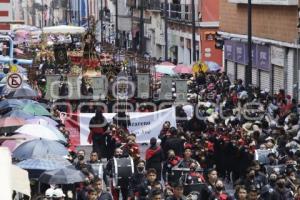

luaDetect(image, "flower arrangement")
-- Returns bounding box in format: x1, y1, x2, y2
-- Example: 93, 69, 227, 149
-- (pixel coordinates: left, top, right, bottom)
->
69, 65, 82, 75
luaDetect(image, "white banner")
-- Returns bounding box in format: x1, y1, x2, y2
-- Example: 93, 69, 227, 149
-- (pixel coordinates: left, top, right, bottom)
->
79, 107, 177, 145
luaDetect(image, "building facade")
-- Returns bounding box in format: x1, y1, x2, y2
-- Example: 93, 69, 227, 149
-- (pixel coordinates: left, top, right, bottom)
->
0, 0, 14, 32
198, 0, 222, 65
99, 0, 221, 66
219, 0, 299, 99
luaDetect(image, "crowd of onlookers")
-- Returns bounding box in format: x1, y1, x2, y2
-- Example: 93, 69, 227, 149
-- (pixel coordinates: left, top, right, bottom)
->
46, 71, 300, 200
8, 69, 300, 200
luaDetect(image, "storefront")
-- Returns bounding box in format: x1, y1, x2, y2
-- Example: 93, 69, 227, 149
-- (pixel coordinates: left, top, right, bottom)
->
224, 40, 271, 90
224, 40, 236, 83
256, 45, 271, 92
271, 46, 285, 95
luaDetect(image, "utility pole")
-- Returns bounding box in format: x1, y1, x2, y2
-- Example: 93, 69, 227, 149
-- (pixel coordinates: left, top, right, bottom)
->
245, 0, 252, 88
115, 0, 119, 47
78, 0, 81, 26
191, 0, 196, 62
164, 0, 168, 61
69, 0, 72, 24
139, 0, 144, 54
100, 0, 103, 42
87, 0, 90, 28
41, 0, 44, 28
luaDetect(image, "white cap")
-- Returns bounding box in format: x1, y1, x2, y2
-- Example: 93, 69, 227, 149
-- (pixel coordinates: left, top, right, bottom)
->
45, 188, 55, 197
53, 188, 66, 198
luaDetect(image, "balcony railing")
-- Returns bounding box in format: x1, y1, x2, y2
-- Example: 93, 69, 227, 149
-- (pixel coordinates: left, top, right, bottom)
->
146, 0, 162, 11
162, 3, 196, 22
127, 1, 196, 22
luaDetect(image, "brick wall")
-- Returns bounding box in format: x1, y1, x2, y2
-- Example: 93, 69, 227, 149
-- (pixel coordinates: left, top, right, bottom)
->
220, 0, 298, 43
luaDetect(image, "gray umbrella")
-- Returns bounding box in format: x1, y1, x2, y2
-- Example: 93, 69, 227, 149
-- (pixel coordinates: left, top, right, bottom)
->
7, 87, 38, 98
39, 166, 86, 184
3, 110, 34, 120
12, 138, 69, 161
0, 99, 23, 110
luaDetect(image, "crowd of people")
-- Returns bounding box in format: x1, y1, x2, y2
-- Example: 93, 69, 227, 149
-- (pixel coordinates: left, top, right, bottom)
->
40, 71, 299, 200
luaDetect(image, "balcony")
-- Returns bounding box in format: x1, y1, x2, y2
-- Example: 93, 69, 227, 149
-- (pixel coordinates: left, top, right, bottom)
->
162, 3, 196, 23
146, 0, 162, 11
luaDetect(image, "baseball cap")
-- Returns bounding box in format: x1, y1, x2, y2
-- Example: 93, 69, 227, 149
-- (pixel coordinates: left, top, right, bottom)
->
53, 188, 66, 198
45, 188, 55, 197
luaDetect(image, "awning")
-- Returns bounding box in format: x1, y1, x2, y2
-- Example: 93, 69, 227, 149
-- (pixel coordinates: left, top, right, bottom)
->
204, 31, 216, 35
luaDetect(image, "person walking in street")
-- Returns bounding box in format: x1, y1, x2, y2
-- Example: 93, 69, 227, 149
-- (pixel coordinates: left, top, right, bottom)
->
145, 137, 164, 181
88, 109, 109, 159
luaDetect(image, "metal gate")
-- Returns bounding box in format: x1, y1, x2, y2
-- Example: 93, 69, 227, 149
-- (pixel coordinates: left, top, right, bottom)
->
227, 60, 235, 83
260, 70, 270, 92
273, 65, 284, 95
252, 68, 258, 86
237, 64, 245, 83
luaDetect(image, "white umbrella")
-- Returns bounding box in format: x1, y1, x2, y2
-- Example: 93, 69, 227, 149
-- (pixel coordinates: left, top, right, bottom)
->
14, 124, 67, 144
43, 25, 85, 34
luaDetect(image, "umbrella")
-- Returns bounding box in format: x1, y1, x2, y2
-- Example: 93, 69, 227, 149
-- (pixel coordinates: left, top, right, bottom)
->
12, 139, 69, 160
0, 117, 26, 134
39, 166, 86, 184
16, 157, 70, 171
3, 110, 34, 120
7, 87, 38, 99
26, 117, 58, 126
158, 61, 175, 67
173, 64, 193, 74
43, 25, 85, 34
15, 29, 30, 37
26, 116, 58, 127
39, 102, 51, 110
21, 103, 51, 116
1, 134, 31, 152
192, 61, 208, 73
0, 99, 23, 110
14, 124, 67, 143
154, 65, 176, 75
0, 73, 5, 80
205, 61, 221, 72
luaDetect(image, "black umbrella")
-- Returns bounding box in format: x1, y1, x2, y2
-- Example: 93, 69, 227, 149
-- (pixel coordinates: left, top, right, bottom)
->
39, 166, 86, 184
12, 139, 68, 161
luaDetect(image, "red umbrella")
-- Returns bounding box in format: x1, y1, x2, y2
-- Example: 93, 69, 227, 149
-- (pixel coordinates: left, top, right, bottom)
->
160, 61, 175, 66
0, 117, 27, 134
173, 64, 193, 74
0, 134, 30, 152
0, 117, 26, 127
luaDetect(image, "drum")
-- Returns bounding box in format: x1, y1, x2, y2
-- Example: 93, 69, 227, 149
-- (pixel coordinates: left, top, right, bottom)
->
183, 183, 206, 196
112, 156, 134, 187
170, 167, 190, 183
